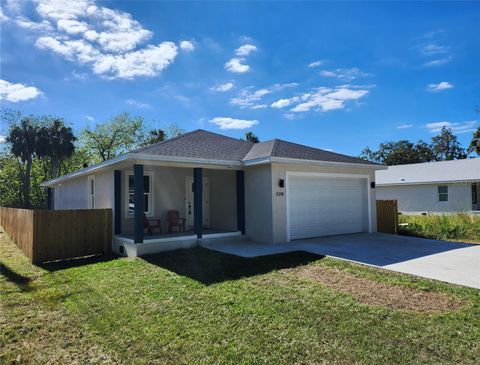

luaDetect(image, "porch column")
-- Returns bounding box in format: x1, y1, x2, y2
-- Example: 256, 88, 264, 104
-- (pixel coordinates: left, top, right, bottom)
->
114, 170, 122, 235
47, 187, 53, 210
133, 164, 144, 244
236, 170, 245, 235
194, 167, 203, 238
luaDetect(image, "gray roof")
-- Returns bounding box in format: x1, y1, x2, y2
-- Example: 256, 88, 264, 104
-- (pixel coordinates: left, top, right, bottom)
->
133, 129, 253, 161
376, 158, 480, 185
134, 129, 378, 166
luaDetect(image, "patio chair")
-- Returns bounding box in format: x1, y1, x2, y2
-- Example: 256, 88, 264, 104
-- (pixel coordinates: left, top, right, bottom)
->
166, 210, 186, 233
144, 214, 162, 235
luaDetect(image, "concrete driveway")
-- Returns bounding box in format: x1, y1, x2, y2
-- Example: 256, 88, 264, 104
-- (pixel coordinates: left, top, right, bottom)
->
201, 233, 480, 289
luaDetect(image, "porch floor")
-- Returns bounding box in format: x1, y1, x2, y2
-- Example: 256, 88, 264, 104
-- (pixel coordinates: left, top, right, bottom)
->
117, 229, 238, 242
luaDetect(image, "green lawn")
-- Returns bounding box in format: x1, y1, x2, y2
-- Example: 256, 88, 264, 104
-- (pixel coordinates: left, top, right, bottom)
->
1, 227, 480, 364
399, 214, 480, 244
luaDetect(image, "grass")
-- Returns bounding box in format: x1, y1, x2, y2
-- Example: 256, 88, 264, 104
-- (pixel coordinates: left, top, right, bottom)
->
399, 213, 480, 243
1, 226, 480, 364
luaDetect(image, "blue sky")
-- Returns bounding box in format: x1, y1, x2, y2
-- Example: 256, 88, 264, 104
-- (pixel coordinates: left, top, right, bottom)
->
1, 0, 479, 156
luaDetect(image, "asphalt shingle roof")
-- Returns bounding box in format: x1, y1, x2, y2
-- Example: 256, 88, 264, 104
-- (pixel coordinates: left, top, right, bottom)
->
133, 129, 377, 166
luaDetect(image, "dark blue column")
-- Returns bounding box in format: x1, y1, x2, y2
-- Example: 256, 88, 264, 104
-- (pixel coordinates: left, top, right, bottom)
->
47, 187, 53, 210
236, 170, 245, 235
193, 168, 203, 238
114, 170, 122, 235
133, 164, 144, 243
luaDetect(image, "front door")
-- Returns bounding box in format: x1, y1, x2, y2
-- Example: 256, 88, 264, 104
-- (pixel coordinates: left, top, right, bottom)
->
185, 177, 210, 229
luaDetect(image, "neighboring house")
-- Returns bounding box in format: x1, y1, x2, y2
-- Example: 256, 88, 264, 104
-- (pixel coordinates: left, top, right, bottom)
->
376, 159, 480, 214
42, 130, 384, 257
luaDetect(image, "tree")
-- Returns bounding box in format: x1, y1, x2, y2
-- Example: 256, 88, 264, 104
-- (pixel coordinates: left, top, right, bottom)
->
360, 140, 435, 166
242, 131, 260, 143
6, 117, 39, 207
37, 118, 76, 178
431, 127, 466, 160
467, 127, 480, 156
141, 129, 167, 146
80, 113, 145, 161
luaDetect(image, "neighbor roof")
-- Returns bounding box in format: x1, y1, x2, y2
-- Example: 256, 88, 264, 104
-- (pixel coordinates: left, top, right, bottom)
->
135, 130, 378, 166
376, 158, 480, 186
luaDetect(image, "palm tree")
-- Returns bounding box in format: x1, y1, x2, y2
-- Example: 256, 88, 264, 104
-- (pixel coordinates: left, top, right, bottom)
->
140, 129, 166, 147
242, 131, 260, 143
6, 118, 39, 208
468, 128, 480, 156
37, 118, 76, 178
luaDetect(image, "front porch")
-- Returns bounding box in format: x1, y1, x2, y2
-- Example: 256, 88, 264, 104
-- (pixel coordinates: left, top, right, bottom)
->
113, 229, 244, 257
111, 162, 246, 257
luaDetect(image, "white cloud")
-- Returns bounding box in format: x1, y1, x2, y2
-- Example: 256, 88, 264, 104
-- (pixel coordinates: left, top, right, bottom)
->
271, 98, 292, 109
427, 81, 453, 92
425, 120, 477, 134
289, 86, 370, 113
211, 82, 234, 92
126, 98, 151, 109
421, 43, 448, 56
84, 115, 94, 121
308, 60, 324, 68
0, 135, 6, 143
251, 104, 267, 109
10, 0, 181, 79
423, 57, 452, 67
210, 117, 259, 130
235, 44, 257, 56
319, 67, 369, 80
231, 83, 298, 109
179, 40, 195, 51
230, 88, 271, 108
397, 124, 413, 129
0, 80, 41, 102
225, 58, 250, 73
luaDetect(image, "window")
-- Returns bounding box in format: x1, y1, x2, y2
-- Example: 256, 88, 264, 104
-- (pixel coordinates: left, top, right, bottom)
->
126, 172, 153, 217
438, 185, 448, 202
473, 183, 478, 204
87, 175, 95, 209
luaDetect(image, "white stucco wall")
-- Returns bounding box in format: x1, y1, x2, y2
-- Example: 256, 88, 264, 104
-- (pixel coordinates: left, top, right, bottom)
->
376, 183, 473, 213
53, 170, 113, 210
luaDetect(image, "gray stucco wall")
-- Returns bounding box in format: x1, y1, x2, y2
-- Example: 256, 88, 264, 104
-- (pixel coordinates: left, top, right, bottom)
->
376, 183, 473, 213
244, 164, 273, 243
270, 163, 377, 243
119, 166, 237, 235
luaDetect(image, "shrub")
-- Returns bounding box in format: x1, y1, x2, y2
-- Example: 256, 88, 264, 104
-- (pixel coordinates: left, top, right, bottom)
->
398, 214, 480, 242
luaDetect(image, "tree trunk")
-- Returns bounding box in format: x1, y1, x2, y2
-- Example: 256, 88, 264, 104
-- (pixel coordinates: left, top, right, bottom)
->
24, 157, 32, 208
51, 156, 59, 179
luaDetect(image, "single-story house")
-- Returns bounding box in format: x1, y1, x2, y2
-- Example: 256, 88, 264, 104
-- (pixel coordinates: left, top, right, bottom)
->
376, 158, 480, 214
42, 129, 384, 257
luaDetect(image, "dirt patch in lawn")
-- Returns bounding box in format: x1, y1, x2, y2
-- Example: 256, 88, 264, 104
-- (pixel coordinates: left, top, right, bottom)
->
288, 265, 465, 313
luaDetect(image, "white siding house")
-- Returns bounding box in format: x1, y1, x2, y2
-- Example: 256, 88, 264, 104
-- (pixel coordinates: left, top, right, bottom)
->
376, 159, 480, 214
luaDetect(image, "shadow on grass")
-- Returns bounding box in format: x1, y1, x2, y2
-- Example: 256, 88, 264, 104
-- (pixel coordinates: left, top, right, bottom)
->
39, 254, 118, 272
0, 261, 34, 291
143, 247, 324, 285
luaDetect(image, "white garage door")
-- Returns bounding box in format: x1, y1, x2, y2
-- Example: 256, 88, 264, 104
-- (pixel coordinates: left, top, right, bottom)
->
288, 175, 368, 240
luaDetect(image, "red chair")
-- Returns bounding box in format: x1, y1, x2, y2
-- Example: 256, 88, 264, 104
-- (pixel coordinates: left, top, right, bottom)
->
144, 214, 162, 235
166, 210, 186, 233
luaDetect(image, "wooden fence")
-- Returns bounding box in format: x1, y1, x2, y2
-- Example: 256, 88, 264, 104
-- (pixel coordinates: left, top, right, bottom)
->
0, 207, 112, 264
376, 200, 398, 234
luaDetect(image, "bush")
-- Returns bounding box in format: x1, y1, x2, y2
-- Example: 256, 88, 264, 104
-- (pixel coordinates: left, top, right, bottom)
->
398, 214, 480, 242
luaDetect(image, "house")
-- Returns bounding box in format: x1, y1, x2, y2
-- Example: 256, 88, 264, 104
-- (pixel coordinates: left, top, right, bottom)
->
42, 130, 384, 257
376, 159, 480, 214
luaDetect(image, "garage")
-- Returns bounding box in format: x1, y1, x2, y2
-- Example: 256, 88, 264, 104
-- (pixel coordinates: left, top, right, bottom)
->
287, 173, 369, 240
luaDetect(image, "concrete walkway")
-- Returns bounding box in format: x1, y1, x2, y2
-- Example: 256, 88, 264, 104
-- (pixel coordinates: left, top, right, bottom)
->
200, 233, 480, 289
